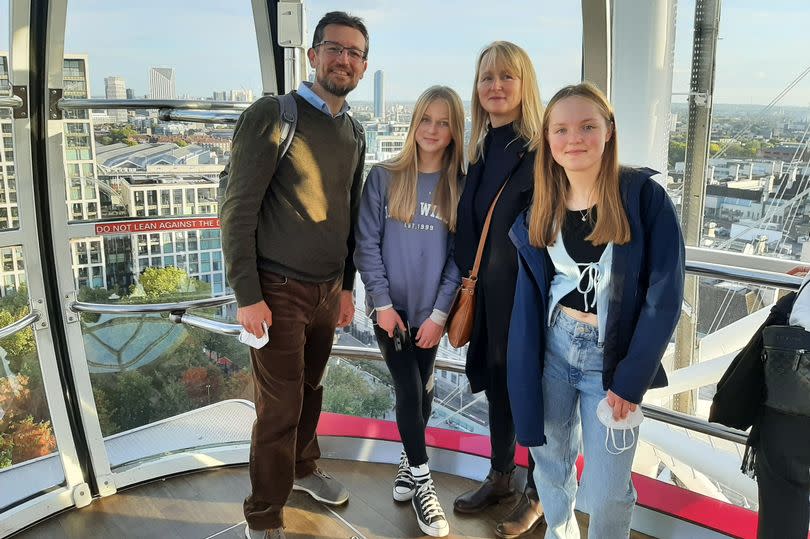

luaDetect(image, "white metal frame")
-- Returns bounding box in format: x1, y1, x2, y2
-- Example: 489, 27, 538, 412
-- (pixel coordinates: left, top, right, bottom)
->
39, 0, 118, 502
0, 0, 90, 534
611, 0, 678, 176
34, 0, 279, 503
252, 0, 280, 95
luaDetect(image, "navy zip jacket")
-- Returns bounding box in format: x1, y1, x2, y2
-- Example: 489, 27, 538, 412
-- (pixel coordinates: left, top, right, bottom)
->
506, 167, 685, 447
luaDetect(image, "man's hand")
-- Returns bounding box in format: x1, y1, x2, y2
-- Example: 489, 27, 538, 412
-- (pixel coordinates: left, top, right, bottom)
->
336, 290, 355, 328
606, 389, 638, 421
376, 307, 406, 337
237, 300, 273, 338
416, 319, 443, 348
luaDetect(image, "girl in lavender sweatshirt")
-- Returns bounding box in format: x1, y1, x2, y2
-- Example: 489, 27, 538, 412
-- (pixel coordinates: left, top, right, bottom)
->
354, 86, 465, 538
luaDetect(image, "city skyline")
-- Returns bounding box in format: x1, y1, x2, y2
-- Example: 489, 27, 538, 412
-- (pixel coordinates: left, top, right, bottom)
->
1, 1, 809, 106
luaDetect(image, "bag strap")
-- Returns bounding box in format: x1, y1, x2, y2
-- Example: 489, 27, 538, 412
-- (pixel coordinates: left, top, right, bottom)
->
469, 181, 509, 279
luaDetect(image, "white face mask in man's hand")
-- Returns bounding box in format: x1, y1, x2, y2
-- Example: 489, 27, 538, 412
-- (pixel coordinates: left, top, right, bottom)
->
596, 397, 644, 455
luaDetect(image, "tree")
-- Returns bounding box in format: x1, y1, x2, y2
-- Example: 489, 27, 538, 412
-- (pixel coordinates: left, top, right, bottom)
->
158, 380, 193, 417
137, 266, 189, 299
668, 140, 687, 166
189, 326, 250, 371
0, 310, 36, 370
181, 365, 224, 406
222, 370, 253, 401
110, 126, 138, 145
133, 266, 212, 302
322, 362, 393, 418
92, 385, 119, 436
1, 416, 57, 463
0, 375, 56, 467
77, 286, 115, 323
0, 284, 30, 315
104, 370, 155, 432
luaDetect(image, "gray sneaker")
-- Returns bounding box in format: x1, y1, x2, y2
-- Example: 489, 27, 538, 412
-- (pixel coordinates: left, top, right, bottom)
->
292, 468, 349, 505
244, 525, 286, 539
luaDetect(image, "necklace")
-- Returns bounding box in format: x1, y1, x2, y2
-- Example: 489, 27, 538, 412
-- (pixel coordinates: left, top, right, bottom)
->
578, 208, 589, 222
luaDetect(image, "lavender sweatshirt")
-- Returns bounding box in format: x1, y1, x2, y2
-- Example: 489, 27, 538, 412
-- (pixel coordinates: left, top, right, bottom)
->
354, 165, 461, 327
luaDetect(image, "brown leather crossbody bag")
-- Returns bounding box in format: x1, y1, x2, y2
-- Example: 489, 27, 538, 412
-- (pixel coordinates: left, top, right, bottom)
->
445, 181, 509, 348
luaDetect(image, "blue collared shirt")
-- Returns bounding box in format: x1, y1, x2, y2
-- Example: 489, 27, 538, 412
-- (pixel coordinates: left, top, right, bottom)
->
297, 81, 351, 117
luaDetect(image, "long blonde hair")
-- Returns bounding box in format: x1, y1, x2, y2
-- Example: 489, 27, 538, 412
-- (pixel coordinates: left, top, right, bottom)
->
528, 82, 630, 247
381, 86, 466, 231
468, 41, 544, 163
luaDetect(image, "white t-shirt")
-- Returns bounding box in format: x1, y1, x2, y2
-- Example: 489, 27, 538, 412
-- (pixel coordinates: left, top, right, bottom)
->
788, 273, 810, 329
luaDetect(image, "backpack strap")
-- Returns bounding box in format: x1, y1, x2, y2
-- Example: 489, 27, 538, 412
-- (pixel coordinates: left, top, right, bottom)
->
348, 114, 365, 140
217, 93, 297, 210
276, 92, 298, 162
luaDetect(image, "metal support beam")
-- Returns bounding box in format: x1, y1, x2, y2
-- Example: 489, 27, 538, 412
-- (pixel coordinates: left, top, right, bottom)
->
611, 0, 678, 173
581, 0, 611, 95
673, 0, 722, 414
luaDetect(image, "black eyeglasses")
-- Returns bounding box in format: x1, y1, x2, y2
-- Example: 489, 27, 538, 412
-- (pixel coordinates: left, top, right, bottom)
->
314, 40, 367, 62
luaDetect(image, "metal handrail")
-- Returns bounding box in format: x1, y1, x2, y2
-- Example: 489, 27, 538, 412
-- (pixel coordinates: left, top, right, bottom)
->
67, 257, 784, 446
0, 95, 23, 109
69, 295, 234, 314
331, 347, 750, 445
158, 110, 240, 125
642, 403, 748, 445
159, 315, 752, 445
169, 312, 240, 335
57, 98, 251, 111
686, 259, 802, 290
0, 312, 40, 339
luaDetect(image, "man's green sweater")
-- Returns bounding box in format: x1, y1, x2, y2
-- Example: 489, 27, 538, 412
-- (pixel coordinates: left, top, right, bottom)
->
220, 93, 366, 307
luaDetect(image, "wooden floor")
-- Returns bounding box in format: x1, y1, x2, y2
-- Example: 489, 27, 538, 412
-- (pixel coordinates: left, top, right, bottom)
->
13, 459, 655, 538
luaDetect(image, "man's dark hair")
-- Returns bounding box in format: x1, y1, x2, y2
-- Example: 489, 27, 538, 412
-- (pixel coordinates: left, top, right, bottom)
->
312, 11, 369, 54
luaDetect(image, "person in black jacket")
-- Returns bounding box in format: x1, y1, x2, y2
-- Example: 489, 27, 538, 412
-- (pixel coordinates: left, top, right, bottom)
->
452, 41, 544, 538
711, 283, 810, 539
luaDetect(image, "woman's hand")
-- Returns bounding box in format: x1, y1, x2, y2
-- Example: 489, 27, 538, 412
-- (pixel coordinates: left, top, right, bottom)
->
377, 308, 406, 338
416, 319, 444, 349
607, 389, 637, 420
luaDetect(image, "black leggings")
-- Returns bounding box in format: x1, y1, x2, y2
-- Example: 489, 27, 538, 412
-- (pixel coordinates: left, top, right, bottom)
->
375, 324, 437, 467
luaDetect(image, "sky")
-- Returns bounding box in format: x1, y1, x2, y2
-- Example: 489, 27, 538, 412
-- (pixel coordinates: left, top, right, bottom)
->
1, 0, 809, 106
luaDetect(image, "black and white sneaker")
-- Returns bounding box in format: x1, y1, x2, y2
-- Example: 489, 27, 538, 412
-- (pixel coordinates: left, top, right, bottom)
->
393, 451, 416, 501
411, 478, 449, 537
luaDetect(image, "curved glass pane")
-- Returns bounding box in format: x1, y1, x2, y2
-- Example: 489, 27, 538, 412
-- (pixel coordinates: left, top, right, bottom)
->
0, 246, 65, 510
0, 48, 20, 230
670, 0, 810, 260
84, 312, 252, 468
63, 0, 261, 222
658, 1, 790, 514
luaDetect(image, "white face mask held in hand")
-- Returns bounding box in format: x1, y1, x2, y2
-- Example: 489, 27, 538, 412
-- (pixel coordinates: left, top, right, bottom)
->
596, 397, 645, 455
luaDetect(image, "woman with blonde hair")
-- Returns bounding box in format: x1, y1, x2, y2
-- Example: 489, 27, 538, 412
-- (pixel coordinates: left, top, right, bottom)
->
355, 85, 465, 537
507, 82, 684, 538
453, 41, 545, 538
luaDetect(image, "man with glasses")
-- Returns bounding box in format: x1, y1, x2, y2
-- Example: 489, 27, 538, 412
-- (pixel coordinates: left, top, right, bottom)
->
220, 11, 368, 539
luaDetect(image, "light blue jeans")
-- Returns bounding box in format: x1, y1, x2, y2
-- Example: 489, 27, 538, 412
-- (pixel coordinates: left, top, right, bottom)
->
530, 308, 638, 539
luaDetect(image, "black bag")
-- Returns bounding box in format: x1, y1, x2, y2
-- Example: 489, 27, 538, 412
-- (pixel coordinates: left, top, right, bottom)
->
761, 325, 810, 417
709, 291, 796, 429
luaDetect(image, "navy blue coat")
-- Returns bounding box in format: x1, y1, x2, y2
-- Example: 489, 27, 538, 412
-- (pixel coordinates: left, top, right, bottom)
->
506, 167, 685, 447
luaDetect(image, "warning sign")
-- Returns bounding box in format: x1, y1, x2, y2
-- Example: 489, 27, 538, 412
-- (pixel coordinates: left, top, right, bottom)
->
94, 218, 220, 235
788, 266, 810, 277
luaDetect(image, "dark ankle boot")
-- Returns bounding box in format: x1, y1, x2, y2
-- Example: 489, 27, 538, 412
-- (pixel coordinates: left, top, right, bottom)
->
453, 468, 515, 513
495, 486, 544, 538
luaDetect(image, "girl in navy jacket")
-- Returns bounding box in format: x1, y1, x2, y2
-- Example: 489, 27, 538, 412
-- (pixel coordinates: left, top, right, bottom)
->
507, 82, 684, 538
